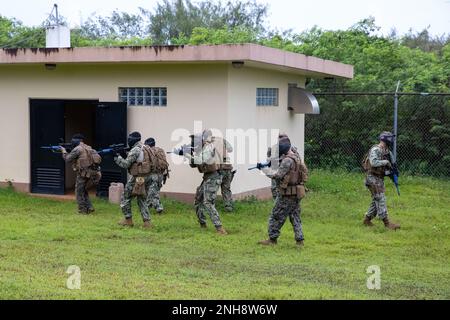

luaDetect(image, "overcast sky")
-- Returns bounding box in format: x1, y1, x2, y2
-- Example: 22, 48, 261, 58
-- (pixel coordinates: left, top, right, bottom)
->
1, 0, 449, 36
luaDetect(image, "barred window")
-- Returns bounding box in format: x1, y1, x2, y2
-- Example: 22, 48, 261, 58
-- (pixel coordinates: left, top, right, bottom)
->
256, 88, 279, 106
119, 87, 167, 107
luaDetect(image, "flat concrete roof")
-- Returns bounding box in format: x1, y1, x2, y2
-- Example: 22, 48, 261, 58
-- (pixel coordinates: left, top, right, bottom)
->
0, 43, 353, 79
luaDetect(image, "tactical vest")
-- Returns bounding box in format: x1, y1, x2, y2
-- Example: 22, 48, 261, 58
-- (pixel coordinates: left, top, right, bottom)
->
148, 146, 169, 174
76, 143, 101, 171
197, 142, 220, 174
362, 145, 389, 177
279, 151, 308, 197
129, 145, 152, 177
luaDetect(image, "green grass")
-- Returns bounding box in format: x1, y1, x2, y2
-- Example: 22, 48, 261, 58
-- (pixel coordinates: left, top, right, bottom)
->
0, 170, 449, 299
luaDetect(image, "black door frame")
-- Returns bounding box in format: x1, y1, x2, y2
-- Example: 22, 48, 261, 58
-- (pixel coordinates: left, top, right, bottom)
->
29, 98, 99, 195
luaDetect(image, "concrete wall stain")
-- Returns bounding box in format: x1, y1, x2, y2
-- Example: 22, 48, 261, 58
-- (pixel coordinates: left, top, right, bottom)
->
3, 48, 20, 57
2, 45, 186, 59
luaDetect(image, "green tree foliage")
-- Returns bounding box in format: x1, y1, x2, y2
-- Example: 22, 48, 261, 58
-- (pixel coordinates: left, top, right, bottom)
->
0, 15, 45, 48
141, 0, 267, 44
77, 10, 147, 39
401, 27, 450, 53
171, 26, 258, 45
68, 0, 267, 45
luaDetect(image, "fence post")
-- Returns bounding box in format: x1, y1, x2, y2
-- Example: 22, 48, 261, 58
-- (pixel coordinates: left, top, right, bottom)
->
393, 81, 400, 160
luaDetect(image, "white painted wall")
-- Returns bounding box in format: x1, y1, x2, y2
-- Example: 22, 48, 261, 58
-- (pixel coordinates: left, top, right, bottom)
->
226, 65, 305, 195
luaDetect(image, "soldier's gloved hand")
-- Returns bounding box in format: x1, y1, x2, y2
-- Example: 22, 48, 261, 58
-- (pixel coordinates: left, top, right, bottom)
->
256, 162, 263, 170
60, 147, 67, 154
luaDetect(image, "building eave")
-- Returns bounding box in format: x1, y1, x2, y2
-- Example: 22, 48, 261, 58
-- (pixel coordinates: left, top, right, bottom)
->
0, 44, 353, 79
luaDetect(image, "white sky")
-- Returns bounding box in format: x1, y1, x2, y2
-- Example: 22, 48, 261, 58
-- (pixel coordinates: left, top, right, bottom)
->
0, 0, 449, 36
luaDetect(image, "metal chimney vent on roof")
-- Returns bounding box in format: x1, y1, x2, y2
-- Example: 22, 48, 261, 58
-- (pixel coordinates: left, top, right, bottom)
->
288, 85, 320, 114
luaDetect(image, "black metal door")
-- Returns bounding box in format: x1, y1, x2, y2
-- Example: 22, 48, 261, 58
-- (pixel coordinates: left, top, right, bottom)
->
95, 102, 128, 197
30, 99, 65, 194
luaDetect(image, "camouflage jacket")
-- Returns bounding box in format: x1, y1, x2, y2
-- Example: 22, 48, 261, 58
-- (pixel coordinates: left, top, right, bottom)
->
367, 144, 394, 176
262, 156, 295, 183
115, 142, 142, 171
185, 140, 221, 166
62, 144, 83, 163
62, 143, 90, 172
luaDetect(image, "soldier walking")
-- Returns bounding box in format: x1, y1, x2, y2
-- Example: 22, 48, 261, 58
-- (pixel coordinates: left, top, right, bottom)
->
362, 131, 401, 230
144, 137, 169, 214
258, 139, 308, 246
182, 129, 228, 235
61, 134, 102, 214
214, 137, 235, 212
267, 133, 300, 200
115, 131, 153, 228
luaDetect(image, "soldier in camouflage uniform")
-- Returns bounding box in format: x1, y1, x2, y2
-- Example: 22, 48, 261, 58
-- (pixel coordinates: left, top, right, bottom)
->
259, 139, 307, 247
267, 133, 300, 200
363, 131, 400, 230
115, 131, 152, 228
183, 129, 227, 235
214, 137, 235, 212
144, 137, 168, 214
61, 134, 101, 214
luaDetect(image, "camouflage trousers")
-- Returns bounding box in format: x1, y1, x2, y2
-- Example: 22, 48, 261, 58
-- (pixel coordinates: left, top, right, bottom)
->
146, 173, 164, 211
194, 171, 223, 228
271, 178, 278, 200
268, 195, 304, 241
75, 175, 93, 213
365, 175, 388, 220
121, 175, 151, 221
219, 169, 234, 210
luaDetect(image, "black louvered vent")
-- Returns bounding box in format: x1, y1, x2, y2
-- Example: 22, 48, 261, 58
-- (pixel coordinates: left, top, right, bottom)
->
97, 171, 124, 197
35, 168, 63, 189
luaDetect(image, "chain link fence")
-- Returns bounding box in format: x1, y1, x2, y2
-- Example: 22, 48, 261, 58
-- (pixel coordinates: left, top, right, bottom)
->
304, 92, 450, 178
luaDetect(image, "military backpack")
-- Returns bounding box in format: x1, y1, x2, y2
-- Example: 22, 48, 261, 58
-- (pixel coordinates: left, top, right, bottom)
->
148, 146, 169, 174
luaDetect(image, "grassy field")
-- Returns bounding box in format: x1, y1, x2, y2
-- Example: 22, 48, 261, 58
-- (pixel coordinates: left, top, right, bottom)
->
0, 170, 449, 299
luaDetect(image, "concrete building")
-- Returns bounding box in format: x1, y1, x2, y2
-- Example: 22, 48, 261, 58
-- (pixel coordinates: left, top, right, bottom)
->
0, 44, 353, 201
